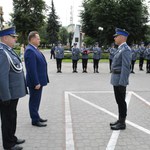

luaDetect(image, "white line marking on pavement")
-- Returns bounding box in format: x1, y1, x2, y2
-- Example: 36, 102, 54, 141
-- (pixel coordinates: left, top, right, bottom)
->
65, 92, 75, 150
65, 91, 150, 150
69, 92, 150, 135
70, 91, 114, 94
106, 92, 132, 150
106, 131, 120, 150
132, 91, 150, 106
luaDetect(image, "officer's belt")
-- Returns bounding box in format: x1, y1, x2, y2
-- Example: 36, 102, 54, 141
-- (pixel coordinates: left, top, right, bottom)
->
112, 70, 121, 74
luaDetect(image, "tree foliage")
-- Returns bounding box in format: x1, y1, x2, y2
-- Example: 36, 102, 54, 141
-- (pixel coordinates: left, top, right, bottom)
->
81, 0, 149, 45
46, 0, 60, 46
12, 0, 46, 44
58, 27, 68, 45
68, 32, 74, 49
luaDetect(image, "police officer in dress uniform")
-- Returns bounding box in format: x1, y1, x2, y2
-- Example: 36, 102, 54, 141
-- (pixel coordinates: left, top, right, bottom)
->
110, 28, 132, 130
0, 27, 27, 150
144, 43, 150, 73
55, 42, 64, 73
108, 43, 117, 72
50, 45, 55, 59
92, 42, 102, 73
138, 42, 146, 71
131, 44, 138, 73
80, 44, 90, 73
24, 31, 49, 127
71, 43, 80, 73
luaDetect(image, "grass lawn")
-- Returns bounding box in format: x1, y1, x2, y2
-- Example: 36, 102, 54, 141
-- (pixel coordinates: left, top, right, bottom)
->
62, 59, 109, 63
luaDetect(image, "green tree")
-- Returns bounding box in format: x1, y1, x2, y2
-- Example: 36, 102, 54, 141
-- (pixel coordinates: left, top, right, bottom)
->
81, 0, 149, 45
46, 0, 60, 46
68, 32, 74, 50
59, 27, 68, 45
12, 0, 46, 44
39, 22, 48, 48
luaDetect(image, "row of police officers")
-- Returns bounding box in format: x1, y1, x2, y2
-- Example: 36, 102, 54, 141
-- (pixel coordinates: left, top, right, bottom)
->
53, 41, 150, 74
53, 42, 102, 73
130, 42, 150, 73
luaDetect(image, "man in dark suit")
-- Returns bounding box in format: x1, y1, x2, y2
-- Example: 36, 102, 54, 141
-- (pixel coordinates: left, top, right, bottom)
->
110, 28, 132, 130
24, 31, 49, 127
0, 27, 27, 150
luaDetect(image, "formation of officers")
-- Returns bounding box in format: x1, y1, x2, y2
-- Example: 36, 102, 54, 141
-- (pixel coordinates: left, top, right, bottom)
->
51, 41, 150, 74
52, 42, 102, 73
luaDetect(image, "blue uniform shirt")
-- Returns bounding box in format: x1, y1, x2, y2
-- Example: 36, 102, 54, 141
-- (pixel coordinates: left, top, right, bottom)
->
92, 47, 102, 60
80, 47, 89, 59
55, 46, 64, 59
138, 46, 146, 58
109, 47, 117, 60
131, 47, 138, 61
144, 47, 150, 60
111, 43, 132, 86
72, 47, 80, 60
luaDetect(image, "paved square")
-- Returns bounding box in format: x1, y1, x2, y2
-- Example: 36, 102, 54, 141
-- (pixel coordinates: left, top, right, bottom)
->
0, 51, 150, 150
65, 91, 150, 150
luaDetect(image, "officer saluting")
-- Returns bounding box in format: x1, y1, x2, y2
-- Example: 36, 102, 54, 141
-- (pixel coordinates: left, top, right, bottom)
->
0, 27, 27, 150
110, 28, 132, 130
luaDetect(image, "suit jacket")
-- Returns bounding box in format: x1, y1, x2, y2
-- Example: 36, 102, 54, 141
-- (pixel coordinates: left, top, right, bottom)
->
24, 44, 49, 88
111, 43, 132, 86
0, 43, 27, 101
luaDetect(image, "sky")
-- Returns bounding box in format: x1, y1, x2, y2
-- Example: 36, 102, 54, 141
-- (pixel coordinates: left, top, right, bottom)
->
0, 0, 83, 26
0, 0, 150, 26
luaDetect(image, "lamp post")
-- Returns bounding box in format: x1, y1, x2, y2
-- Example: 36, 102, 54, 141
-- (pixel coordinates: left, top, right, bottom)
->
98, 26, 104, 45
0, 6, 4, 30
98, 27, 103, 31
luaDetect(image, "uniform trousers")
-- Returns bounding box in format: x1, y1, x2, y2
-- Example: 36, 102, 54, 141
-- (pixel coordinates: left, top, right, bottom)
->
72, 59, 78, 71
113, 86, 127, 118
82, 58, 88, 70
93, 59, 100, 70
109, 59, 112, 71
131, 60, 136, 72
0, 99, 18, 149
139, 57, 144, 70
50, 53, 55, 59
146, 59, 150, 72
56, 58, 62, 71
29, 87, 43, 123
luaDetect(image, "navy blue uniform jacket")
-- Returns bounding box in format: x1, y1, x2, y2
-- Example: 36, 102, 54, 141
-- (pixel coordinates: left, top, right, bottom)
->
24, 44, 49, 88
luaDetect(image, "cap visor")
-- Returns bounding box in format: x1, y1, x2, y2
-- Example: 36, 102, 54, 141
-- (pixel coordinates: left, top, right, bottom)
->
113, 34, 118, 37
10, 34, 18, 37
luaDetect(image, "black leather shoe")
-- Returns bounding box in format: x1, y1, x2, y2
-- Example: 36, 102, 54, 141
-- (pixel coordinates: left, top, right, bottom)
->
32, 122, 47, 127
111, 122, 126, 130
39, 118, 48, 122
16, 139, 25, 144
5, 145, 23, 150
110, 120, 119, 126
